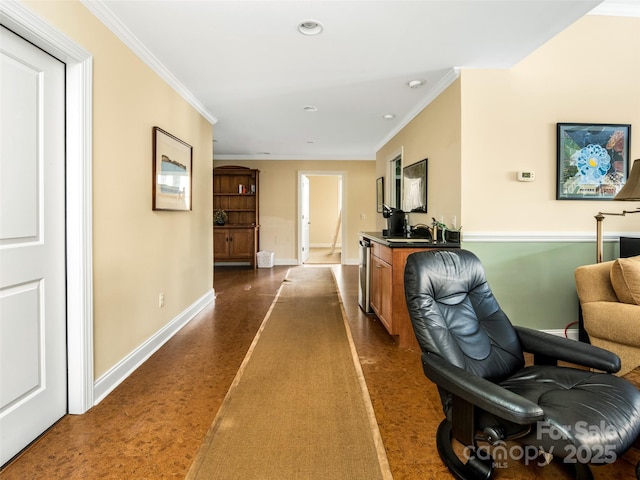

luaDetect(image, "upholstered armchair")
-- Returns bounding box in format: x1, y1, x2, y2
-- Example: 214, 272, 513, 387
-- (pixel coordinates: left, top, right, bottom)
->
575, 255, 640, 376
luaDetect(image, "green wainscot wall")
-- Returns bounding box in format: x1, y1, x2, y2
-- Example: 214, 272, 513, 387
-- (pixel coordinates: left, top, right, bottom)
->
462, 241, 619, 332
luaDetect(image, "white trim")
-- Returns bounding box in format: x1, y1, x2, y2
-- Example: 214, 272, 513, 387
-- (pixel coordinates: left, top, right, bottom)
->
297, 171, 346, 266
275, 258, 298, 265
589, 1, 640, 17
387, 148, 403, 211
1, 1, 95, 414
214, 154, 375, 161
80, 0, 217, 126
93, 290, 215, 405
375, 68, 461, 152
386, 147, 404, 164
543, 328, 579, 342
462, 231, 625, 243
272, 257, 369, 266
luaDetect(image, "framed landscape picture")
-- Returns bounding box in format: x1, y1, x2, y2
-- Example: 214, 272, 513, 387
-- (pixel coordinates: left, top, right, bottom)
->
557, 123, 630, 200
152, 127, 193, 210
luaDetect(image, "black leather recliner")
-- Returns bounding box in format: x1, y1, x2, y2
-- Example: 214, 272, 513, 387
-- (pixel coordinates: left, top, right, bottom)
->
404, 249, 640, 480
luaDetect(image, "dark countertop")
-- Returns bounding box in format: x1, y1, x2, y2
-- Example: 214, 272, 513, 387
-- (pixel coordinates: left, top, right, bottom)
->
360, 231, 460, 249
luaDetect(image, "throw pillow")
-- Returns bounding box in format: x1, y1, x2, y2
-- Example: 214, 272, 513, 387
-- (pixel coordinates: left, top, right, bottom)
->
610, 255, 640, 305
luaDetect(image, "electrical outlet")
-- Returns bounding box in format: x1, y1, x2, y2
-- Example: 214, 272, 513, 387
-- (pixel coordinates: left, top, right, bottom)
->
159, 292, 164, 308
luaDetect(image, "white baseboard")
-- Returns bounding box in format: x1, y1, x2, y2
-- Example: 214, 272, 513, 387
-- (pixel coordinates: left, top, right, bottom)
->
542, 328, 579, 341
273, 258, 359, 266
275, 258, 298, 265
93, 289, 215, 405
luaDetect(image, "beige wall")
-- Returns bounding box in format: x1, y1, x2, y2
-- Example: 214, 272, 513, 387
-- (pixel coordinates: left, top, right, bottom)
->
309, 176, 341, 246
376, 15, 640, 236
24, 1, 214, 379
213, 160, 377, 264
376, 79, 462, 231
21, 2, 639, 374
461, 15, 640, 234
374, 14, 640, 332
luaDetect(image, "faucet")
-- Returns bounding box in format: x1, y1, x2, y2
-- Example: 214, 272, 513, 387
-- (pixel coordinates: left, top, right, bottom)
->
431, 218, 447, 243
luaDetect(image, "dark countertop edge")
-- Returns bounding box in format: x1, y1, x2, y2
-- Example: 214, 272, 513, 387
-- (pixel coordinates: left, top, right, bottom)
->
360, 231, 460, 249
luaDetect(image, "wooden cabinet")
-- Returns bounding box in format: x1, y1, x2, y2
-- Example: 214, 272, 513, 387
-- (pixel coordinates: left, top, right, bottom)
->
370, 254, 393, 334
214, 227, 257, 261
213, 166, 259, 268
366, 237, 459, 349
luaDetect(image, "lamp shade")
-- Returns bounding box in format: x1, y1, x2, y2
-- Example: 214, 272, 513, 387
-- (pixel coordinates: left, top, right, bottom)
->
614, 159, 640, 201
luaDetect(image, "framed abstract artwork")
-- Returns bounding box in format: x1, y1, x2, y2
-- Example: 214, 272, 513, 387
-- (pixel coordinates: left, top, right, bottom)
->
152, 126, 193, 210
402, 158, 428, 212
556, 123, 631, 200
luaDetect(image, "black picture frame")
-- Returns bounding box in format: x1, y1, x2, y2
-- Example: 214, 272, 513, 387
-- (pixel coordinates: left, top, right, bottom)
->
556, 123, 631, 200
402, 159, 427, 212
376, 177, 384, 213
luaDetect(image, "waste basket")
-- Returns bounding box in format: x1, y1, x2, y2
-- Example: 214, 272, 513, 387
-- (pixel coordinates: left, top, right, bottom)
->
257, 251, 275, 268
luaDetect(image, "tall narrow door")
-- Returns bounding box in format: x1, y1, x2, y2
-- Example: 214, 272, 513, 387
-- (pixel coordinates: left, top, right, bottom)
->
0, 26, 67, 465
300, 175, 310, 263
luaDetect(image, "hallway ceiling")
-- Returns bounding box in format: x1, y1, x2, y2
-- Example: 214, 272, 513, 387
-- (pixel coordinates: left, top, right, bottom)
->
88, 0, 629, 160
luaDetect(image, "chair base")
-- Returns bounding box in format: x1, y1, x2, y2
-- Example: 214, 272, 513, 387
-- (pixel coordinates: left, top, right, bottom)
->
565, 463, 594, 480
436, 419, 493, 480
436, 419, 599, 480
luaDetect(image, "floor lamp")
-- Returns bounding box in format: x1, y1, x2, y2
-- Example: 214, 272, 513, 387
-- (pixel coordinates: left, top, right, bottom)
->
595, 158, 640, 263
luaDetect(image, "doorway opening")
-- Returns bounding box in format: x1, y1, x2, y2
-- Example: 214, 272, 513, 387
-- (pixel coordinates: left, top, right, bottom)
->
298, 172, 345, 265
389, 154, 402, 209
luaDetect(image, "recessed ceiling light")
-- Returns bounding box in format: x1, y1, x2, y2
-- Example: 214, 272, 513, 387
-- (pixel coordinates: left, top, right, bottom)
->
298, 20, 323, 36
303, 105, 318, 112
382, 114, 396, 120
408, 80, 425, 88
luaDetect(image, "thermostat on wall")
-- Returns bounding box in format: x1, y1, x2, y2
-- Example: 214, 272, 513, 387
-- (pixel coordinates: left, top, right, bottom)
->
517, 171, 535, 182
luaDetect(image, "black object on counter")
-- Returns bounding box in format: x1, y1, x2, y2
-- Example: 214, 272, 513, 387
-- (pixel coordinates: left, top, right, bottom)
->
382, 205, 405, 237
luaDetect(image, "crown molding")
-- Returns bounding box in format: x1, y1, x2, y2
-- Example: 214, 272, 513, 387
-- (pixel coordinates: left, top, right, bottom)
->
213, 154, 375, 161
589, 0, 640, 17
374, 67, 461, 153
80, 0, 217, 125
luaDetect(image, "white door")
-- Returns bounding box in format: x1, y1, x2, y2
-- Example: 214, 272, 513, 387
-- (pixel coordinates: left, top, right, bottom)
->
301, 175, 310, 263
0, 26, 67, 465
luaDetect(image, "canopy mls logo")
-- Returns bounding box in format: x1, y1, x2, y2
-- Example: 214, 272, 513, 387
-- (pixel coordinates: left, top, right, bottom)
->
464, 420, 619, 469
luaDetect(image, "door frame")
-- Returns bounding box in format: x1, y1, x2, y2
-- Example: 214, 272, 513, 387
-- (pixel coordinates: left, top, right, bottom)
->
297, 171, 345, 265
1, 2, 94, 414
300, 174, 311, 264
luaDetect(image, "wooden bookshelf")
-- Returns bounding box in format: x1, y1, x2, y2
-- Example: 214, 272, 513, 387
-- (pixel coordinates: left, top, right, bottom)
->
213, 166, 259, 268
